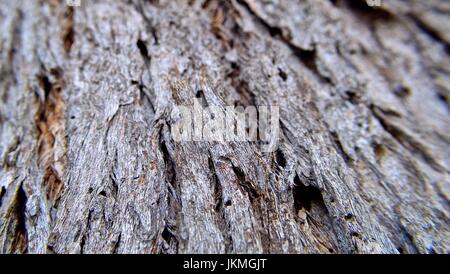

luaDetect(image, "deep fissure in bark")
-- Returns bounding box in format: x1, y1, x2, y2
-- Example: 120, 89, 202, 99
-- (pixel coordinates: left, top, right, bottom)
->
36, 68, 66, 208
209, 155, 233, 253
160, 137, 180, 254
10, 183, 28, 254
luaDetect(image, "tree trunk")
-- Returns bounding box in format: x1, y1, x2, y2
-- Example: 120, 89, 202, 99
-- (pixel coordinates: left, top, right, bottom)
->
0, 0, 449, 254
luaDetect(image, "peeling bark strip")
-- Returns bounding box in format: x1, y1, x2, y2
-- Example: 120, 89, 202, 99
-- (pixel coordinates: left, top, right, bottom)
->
0, 0, 449, 254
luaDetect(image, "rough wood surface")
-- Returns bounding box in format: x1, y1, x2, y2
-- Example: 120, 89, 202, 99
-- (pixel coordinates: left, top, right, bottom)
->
0, 0, 449, 254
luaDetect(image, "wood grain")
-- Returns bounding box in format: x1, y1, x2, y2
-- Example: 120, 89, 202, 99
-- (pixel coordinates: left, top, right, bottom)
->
0, 0, 449, 254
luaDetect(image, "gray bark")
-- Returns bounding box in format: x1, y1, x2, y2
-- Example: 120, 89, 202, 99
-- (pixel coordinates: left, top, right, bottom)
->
0, 0, 449, 254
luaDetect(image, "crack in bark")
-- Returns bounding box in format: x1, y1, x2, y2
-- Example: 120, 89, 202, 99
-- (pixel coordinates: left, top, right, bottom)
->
61, 6, 75, 54
111, 233, 121, 254
0, 186, 5, 208
134, 0, 159, 46
229, 161, 271, 253
36, 68, 66, 208
132, 80, 156, 113
227, 62, 256, 107
329, 130, 353, 164
292, 175, 340, 253
409, 14, 450, 54
208, 154, 233, 253
370, 104, 446, 173
159, 130, 180, 254
231, 165, 260, 203
9, 182, 28, 254
235, 0, 333, 84
79, 209, 93, 254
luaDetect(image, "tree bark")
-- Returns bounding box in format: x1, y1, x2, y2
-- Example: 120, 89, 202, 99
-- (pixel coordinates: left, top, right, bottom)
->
0, 0, 449, 254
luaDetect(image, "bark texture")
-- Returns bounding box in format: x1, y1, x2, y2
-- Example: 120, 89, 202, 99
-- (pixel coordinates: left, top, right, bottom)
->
0, 0, 449, 254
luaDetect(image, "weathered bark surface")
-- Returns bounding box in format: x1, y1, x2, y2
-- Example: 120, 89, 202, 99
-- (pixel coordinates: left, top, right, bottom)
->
0, 0, 449, 254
